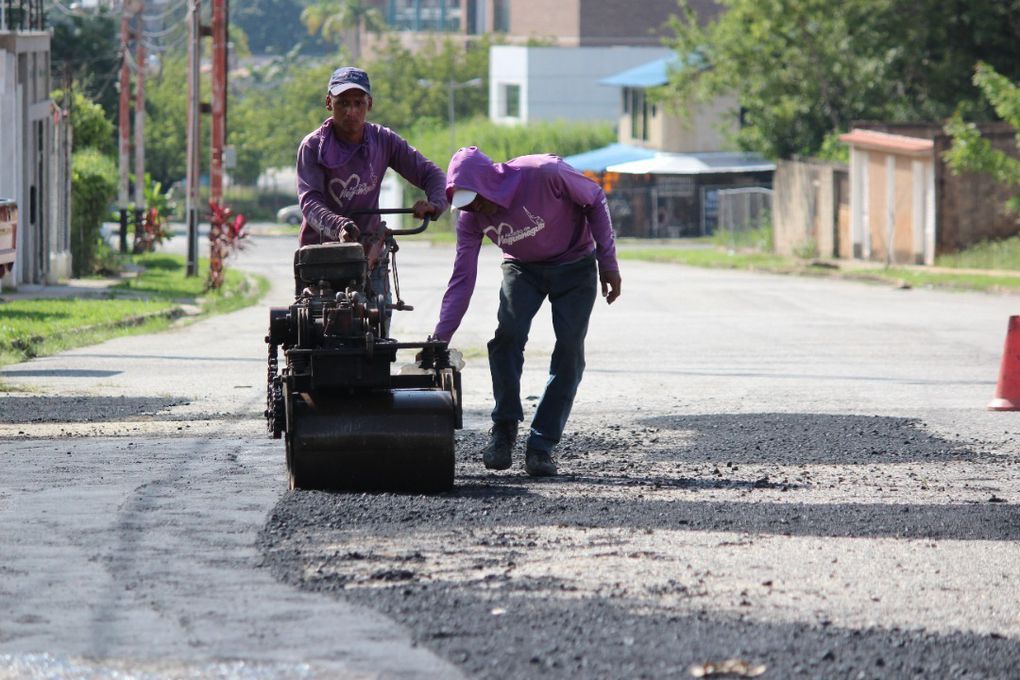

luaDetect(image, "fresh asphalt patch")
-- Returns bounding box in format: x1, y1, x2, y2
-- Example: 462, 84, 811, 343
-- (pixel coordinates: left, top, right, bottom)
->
258, 417, 1020, 679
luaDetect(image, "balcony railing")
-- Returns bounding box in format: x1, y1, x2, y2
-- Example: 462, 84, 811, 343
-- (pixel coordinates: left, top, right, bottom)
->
1, 0, 46, 32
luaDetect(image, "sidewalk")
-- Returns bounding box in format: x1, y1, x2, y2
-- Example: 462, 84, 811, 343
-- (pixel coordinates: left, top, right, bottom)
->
0, 276, 126, 302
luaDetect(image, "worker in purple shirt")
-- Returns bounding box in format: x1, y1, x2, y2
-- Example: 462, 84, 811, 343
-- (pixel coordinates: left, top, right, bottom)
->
295, 66, 447, 292
433, 146, 622, 477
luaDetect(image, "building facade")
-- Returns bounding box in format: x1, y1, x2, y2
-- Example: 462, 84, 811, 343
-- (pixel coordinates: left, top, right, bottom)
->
489, 45, 674, 125
1, 11, 71, 289
370, 0, 720, 50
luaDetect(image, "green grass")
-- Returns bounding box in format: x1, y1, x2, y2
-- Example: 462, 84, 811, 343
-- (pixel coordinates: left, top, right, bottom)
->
618, 234, 1020, 294
619, 247, 791, 271
0, 253, 268, 369
878, 267, 1020, 292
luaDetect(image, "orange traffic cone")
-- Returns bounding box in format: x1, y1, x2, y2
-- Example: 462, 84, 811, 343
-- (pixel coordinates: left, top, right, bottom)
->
988, 315, 1020, 411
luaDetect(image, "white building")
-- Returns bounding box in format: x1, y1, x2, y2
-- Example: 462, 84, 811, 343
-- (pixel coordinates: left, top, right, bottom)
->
488, 45, 674, 125
0, 23, 71, 289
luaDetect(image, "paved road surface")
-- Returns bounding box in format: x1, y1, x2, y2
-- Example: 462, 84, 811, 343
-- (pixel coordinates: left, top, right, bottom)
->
2, 231, 1019, 678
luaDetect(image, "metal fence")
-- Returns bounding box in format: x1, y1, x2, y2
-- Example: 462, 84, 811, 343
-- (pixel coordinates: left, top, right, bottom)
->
1, 0, 45, 31
717, 187, 773, 246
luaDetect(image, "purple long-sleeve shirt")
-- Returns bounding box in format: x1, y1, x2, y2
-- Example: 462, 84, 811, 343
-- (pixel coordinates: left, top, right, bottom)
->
296, 119, 448, 246
433, 147, 619, 342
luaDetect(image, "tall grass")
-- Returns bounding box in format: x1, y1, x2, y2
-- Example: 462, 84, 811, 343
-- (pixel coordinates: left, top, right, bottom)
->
935, 235, 1020, 270
408, 116, 615, 170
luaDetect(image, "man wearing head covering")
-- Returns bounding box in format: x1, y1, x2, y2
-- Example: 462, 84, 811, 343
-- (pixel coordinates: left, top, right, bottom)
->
433, 146, 622, 477
295, 66, 448, 287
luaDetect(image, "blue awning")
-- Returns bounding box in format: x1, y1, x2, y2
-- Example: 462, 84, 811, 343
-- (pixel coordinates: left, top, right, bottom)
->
563, 143, 658, 173
600, 56, 680, 88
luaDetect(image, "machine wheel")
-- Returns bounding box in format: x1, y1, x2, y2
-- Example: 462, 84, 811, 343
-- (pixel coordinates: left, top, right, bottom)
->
285, 432, 313, 491
285, 390, 455, 493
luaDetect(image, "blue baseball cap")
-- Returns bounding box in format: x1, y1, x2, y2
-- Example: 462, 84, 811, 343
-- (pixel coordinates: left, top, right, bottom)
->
328, 67, 371, 96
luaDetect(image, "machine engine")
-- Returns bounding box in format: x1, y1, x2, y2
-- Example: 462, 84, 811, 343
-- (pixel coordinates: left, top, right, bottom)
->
265, 211, 461, 492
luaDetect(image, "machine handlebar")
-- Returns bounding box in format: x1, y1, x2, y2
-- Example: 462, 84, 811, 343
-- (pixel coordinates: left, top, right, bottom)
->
348, 208, 432, 236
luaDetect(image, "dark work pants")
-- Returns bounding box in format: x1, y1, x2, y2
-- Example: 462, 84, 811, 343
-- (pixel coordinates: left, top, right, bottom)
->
488, 255, 598, 453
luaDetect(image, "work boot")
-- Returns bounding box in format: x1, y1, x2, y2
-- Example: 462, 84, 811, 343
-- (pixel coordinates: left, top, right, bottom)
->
482, 421, 518, 470
525, 447, 557, 477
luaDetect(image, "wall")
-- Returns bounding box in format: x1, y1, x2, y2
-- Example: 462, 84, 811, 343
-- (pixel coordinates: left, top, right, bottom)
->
773, 158, 849, 259
508, 0, 579, 44
503, 0, 721, 46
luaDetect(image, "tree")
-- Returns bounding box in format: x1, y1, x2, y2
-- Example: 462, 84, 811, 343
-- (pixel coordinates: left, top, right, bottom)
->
233, 0, 329, 55
944, 63, 1020, 216
664, 0, 1020, 159
366, 33, 491, 133
48, 8, 120, 135
301, 0, 387, 62
143, 53, 191, 187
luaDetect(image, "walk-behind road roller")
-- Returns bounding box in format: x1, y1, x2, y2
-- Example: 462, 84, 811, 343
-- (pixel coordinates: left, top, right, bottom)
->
264, 208, 462, 492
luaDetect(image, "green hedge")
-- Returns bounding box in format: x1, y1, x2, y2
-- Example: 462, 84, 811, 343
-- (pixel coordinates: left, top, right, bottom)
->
70, 148, 118, 276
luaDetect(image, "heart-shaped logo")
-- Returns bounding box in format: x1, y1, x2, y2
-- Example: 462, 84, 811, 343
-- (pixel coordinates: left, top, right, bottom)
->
329, 174, 361, 205
484, 222, 515, 246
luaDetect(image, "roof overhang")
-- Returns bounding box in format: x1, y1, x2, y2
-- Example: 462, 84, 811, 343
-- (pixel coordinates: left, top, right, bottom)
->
839, 129, 934, 157
605, 152, 775, 175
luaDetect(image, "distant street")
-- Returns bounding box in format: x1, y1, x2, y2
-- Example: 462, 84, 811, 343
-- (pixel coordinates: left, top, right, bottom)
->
2, 229, 1019, 678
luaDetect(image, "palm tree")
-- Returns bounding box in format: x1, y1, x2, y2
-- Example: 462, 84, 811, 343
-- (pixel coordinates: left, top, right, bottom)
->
301, 0, 387, 63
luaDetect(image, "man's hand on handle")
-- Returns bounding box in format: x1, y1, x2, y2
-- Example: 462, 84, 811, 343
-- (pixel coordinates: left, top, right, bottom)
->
600, 269, 621, 305
412, 200, 441, 220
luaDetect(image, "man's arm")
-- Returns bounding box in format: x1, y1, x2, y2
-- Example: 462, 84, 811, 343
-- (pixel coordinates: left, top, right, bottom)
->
433, 220, 483, 342
385, 131, 449, 217
557, 163, 622, 304
295, 136, 358, 241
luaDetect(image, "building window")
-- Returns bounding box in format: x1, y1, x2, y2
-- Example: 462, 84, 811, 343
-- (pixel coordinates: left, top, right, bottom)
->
386, 0, 462, 32
503, 83, 521, 118
629, 89, 648, 141
493, 0, 510, 32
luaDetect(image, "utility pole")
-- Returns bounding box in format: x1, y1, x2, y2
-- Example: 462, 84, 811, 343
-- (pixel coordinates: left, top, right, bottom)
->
116, 5, 130, 208
133, 1, 146, 243
185, 0, 201, 276
210, 0, 227, 206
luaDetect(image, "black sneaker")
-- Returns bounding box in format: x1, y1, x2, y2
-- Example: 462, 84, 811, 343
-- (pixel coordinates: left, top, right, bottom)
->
482, 421, 518, 470
525, 447, 557, 477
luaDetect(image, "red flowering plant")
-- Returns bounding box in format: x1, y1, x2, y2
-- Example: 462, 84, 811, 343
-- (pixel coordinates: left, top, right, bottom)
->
207, 200, 248, 290
133, 176, 175, 254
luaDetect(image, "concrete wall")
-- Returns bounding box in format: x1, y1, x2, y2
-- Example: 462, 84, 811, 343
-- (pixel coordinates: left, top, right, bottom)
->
489, 45, 673, 125
773, 158, 849, 259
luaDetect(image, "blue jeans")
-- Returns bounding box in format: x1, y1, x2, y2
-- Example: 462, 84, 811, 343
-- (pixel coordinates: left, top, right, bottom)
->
488, 255, 598, 453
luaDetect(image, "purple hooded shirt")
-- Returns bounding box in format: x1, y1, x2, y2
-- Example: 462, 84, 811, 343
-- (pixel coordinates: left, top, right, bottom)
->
433, 147, 619, 342
296, 119, 448, 246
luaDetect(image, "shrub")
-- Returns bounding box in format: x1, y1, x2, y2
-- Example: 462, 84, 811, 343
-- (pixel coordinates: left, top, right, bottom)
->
70, 148, 117, 276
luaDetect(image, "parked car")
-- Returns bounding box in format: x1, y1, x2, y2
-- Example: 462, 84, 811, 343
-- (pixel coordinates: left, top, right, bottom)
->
276, 204, 302, 225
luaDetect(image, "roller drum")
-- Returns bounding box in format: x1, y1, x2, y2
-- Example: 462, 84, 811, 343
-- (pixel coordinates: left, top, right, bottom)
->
287, 389, 455, 492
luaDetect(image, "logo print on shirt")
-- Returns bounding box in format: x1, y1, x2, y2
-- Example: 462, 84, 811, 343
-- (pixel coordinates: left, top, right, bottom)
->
329, 173, 375, 205
483, 205, 546, 246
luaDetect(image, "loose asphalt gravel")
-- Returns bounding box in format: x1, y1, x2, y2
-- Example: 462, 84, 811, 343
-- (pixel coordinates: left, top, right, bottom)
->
2, 232, 1020, 678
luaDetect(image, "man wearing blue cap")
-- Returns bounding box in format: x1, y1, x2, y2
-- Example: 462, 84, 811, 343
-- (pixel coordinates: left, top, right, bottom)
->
295, 66, 448, 281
